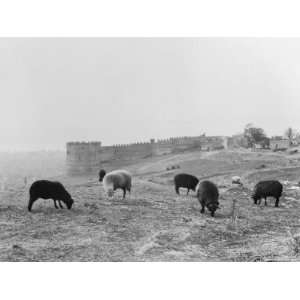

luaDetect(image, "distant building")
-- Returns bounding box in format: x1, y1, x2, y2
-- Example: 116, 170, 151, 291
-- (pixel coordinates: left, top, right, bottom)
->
291, 137, 300, 146
270, 138, 290, 151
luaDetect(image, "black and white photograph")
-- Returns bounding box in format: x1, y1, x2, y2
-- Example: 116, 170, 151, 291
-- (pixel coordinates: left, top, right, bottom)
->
1, 37, 300, 262
3, 2, 300, 300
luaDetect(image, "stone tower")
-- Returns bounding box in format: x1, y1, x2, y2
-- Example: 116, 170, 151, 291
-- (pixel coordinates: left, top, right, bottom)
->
66, 142, 102, 175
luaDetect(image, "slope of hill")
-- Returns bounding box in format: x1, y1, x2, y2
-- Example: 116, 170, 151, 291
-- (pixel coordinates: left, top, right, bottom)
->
1, 149, 300, 261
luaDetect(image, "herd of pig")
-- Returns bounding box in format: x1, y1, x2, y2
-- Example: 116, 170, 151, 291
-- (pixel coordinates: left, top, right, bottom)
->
26, 169, 284, 217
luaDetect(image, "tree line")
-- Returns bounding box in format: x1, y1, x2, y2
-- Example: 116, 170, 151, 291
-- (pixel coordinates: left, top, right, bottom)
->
243, 124, 299, 148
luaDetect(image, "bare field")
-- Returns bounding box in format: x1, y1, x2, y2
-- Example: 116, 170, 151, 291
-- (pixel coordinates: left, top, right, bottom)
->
1, 149, 300, 261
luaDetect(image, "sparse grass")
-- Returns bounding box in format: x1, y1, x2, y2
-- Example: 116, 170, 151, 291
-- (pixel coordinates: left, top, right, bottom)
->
286, 228, 300, 256
1, 149, 300, 261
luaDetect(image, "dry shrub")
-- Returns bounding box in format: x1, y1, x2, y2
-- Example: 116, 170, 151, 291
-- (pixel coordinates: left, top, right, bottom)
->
286, 228, 300, 255
228, 199, 238, 228
225, 199, 251, 234
226, 200, 238, 231
166, 165, 180, 171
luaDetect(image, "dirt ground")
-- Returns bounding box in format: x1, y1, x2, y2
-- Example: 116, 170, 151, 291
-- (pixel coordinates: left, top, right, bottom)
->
1, 149, 300, 261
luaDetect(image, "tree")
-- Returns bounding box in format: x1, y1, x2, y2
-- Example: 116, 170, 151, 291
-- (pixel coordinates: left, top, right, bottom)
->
243, 124, 268, 148
284, 127, 296, 141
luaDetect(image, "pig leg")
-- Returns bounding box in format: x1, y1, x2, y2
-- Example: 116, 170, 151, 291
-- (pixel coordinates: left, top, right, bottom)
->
58, 200, 64, 209
122, 188, 126, 199
275, 198, 280, 207
200, 201, 205, 214
264, 197, 268, 206
28, 197, 37, 212
53, 200, 59, 209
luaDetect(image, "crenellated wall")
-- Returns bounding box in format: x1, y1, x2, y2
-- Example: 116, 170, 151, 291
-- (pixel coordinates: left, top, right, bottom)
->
107, 142, 155, 160
66, 136, 227, 175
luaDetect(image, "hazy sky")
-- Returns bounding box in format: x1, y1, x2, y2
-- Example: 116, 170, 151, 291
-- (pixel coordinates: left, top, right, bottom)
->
1, 38, 300, 151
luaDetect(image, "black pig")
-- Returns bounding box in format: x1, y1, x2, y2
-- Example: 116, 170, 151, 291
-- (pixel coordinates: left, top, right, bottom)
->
196, 180, 220, 217
252, 180, 283, 207
28, 180, 74, 211
174, 173, 199, 195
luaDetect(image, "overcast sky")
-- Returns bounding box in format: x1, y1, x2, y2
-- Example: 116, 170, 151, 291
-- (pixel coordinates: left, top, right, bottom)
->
1, 38, 300, 151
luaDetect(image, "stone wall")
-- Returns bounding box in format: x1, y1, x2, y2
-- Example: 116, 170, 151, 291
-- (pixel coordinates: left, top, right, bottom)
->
66, 136, 227, 175
101, 142, 154, 161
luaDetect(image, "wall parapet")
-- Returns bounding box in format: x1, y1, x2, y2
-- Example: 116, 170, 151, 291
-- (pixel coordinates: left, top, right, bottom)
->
67, 141, 101, 146
66, 135, 228, 175
111, 141, 152, 148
